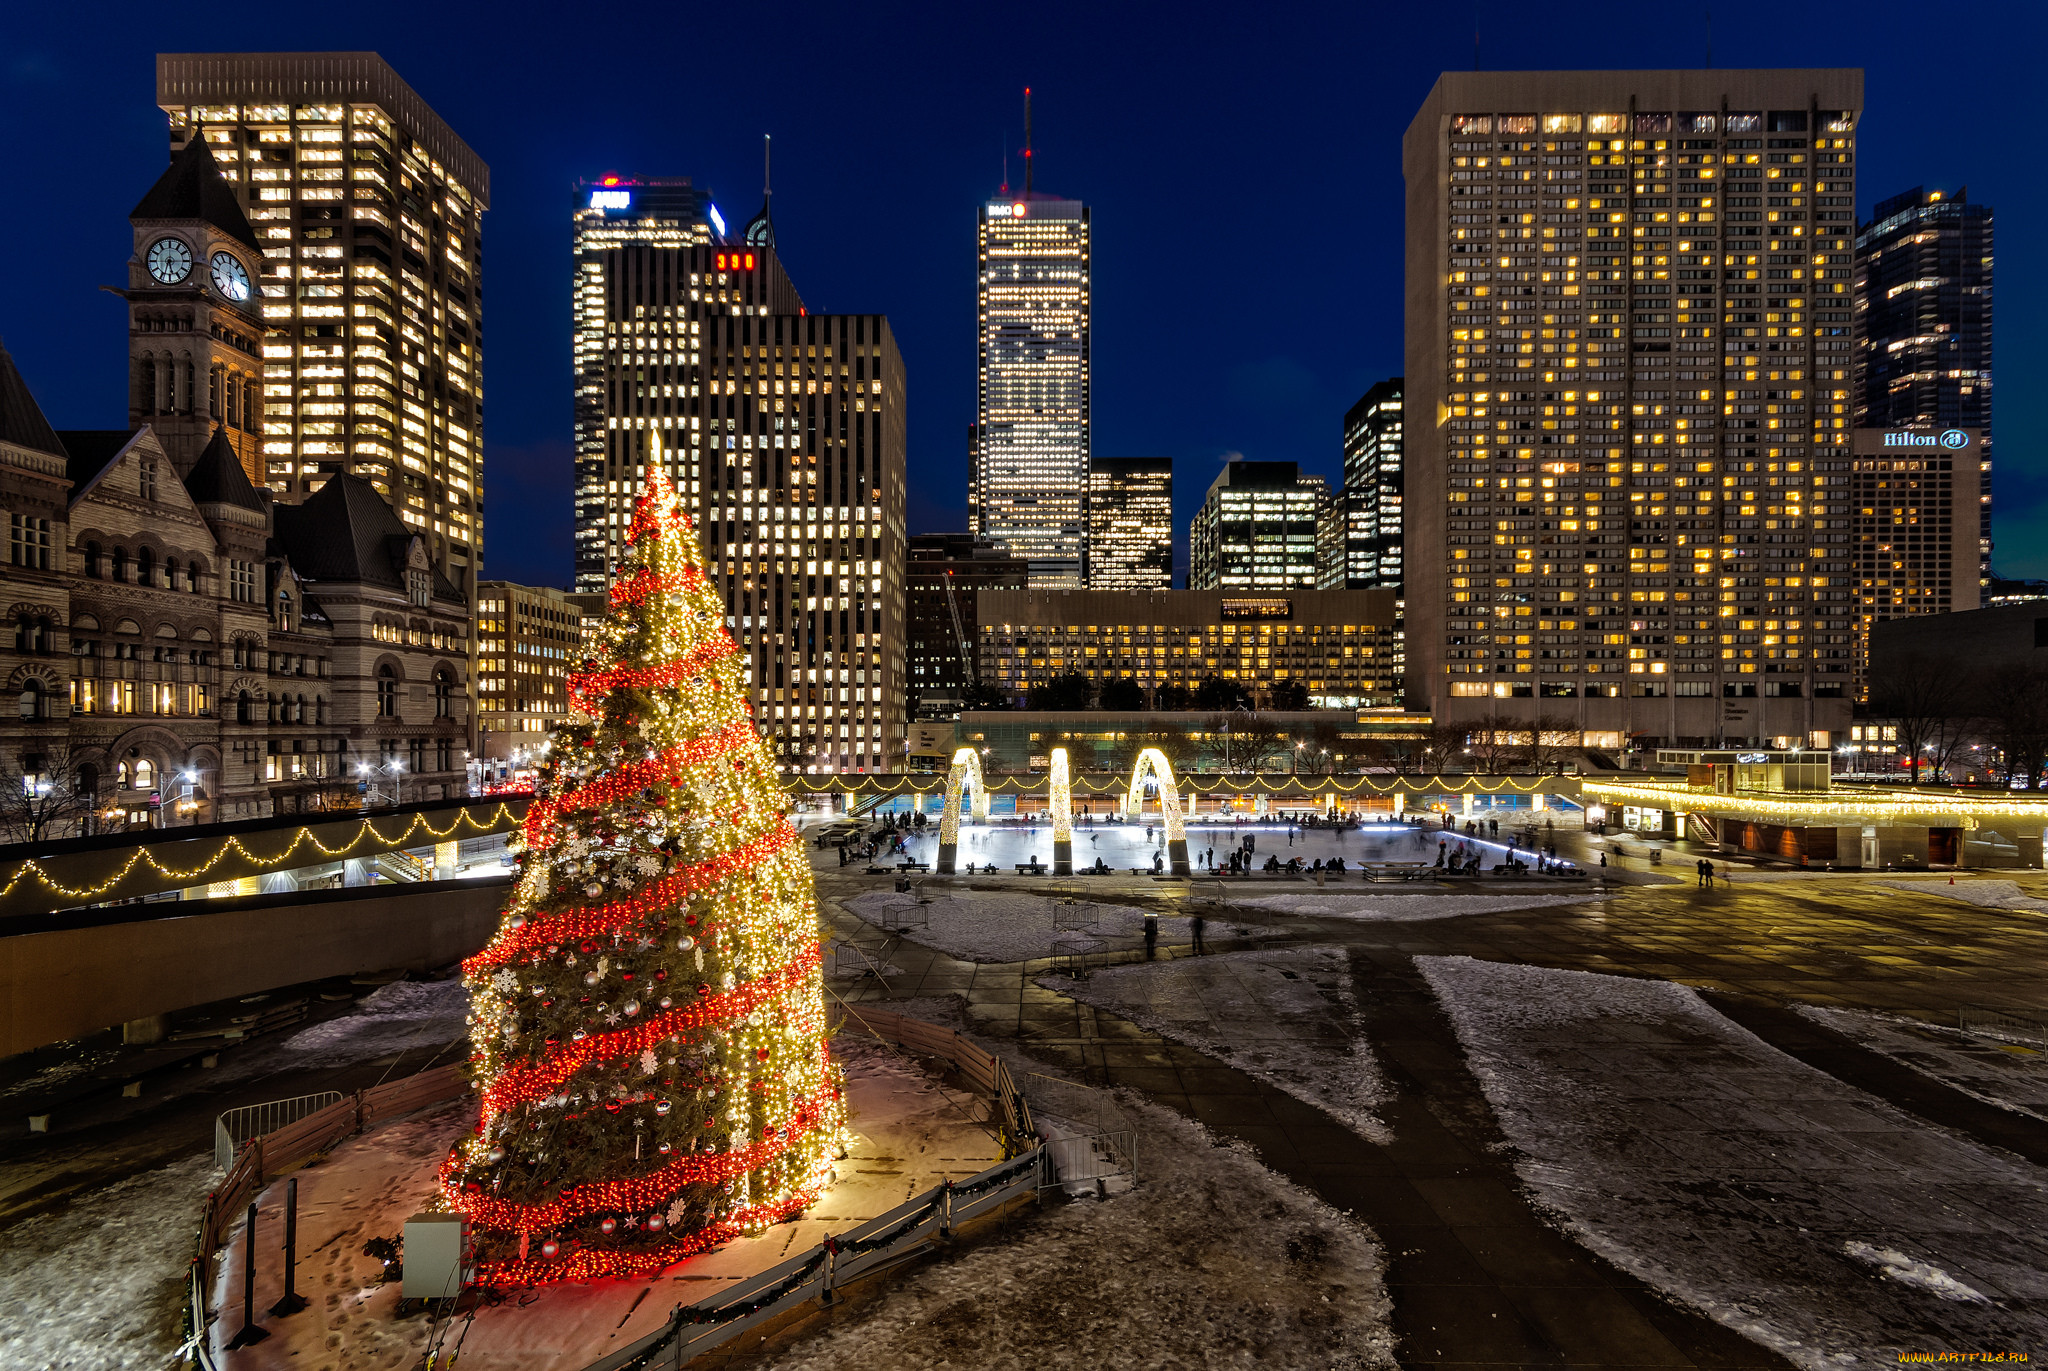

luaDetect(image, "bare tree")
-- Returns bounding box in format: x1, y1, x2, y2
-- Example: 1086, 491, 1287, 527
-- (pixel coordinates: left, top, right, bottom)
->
1869, 652, 1972, 784
1209, 712, 1282, 772
1973, 663, 2048, 789
1461, 712, 1532, 773
1527, 714, 1583, 773
0, 743, 99, 844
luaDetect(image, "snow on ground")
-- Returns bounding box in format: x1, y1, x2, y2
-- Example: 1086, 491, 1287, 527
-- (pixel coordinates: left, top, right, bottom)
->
274, 979, 471, 1072
1797, 1004, 2048, 1122
1039, 945, 1388, 1143
1875, 878, 2048, 915
215, 1039, 1004, 1370
1419, 955, 2048, 1367
1232, 891, 1598, 921
764, 1065, 1393, 1370
843, 889, 1213, 964
0, 1151, 216, 1371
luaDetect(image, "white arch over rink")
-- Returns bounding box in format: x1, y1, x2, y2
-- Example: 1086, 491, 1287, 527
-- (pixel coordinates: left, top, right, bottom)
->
1049, 747, 1074, 875
1122, 747, 1189, 876
936, 747, 990, 874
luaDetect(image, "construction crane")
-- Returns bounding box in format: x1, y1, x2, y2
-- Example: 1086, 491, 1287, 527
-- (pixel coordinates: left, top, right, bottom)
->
942, 569, 976, 698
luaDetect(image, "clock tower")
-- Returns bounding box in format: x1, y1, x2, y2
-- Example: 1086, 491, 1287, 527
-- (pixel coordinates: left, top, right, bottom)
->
120, 136, 267, 481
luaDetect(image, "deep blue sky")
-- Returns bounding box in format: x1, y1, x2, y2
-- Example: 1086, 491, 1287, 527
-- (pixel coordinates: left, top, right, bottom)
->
4, 1, 2043, 588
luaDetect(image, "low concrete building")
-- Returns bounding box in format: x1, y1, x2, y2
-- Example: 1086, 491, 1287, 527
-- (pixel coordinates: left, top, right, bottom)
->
1587, 749, 2048, 868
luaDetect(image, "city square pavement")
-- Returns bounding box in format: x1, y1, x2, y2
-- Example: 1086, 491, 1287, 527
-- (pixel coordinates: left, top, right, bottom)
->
812, 840, 2048, 1368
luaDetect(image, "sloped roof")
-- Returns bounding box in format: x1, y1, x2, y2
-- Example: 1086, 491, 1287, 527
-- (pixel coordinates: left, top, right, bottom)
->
0, 343, 66, 459
131, 138, 261, 253
56, 430, 140, 493
272, 473, 465, 605
182, 426, 267, 513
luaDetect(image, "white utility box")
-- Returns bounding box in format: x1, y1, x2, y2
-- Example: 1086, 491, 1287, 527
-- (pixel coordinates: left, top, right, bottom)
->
401, 1213, 472, 1300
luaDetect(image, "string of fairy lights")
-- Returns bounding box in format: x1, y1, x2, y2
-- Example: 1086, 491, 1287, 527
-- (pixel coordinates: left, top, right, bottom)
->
0, 803, 525, 905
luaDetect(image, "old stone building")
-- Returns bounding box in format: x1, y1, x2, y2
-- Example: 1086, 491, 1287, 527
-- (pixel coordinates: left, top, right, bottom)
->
0, 346, 470, 832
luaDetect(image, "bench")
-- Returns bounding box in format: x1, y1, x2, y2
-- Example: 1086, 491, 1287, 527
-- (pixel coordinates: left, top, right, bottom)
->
1014, 863, 1046, 875
896, 861, 930, 873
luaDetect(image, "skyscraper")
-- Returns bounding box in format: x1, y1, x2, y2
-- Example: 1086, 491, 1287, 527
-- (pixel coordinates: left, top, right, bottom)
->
157, 52, 489, 609
906, 534, 1028, 718
1086, 457, 1173, 589
1337, 379, 1405, 590
1191, 461, 1327, 591
1405, 70, 1861, 750
572, 177, 721, 592
584, 213, 907, 773
974, 131, 1090, 586
1855, 187, 1993, 584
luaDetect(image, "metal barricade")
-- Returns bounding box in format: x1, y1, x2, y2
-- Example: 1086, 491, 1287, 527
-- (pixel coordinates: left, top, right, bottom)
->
214, 1092, 343, 1170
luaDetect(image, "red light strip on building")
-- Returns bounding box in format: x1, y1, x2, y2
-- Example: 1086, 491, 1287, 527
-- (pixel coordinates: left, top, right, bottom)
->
448, 1071, 836, 1232
476, 943, 822, 1114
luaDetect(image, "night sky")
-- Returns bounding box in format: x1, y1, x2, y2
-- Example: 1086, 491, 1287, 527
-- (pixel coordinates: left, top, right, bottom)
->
4, 2, 2043, 588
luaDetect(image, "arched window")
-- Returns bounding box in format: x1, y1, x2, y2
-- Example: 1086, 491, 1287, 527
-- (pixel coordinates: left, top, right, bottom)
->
164, 558, 179, 591
377, 665, 398, 718
116, 761, 130, 788
236, 690, 253, 725
133, 759, 154, 789
137, 548, 155, 586
315, 696, 327, 725
16, 682, 43, 720
84, 542, 102, 578
112, 547, 128, 583
137, 358, 157, 415
276, 590, 294, 633
434, 668, 454, 719
78, 764, 98, 799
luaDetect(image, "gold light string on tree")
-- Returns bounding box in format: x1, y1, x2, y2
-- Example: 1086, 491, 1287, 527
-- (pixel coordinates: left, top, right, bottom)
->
442, 453, 847, 1285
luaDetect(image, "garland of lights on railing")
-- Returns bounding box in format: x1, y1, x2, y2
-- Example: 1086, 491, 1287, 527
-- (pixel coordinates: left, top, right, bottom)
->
0, 802, 526, 904
442, 450, 846, 1285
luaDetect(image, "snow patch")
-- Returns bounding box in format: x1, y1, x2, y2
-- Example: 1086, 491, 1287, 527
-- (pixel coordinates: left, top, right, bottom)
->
1796, 1004, 2048, 1123
1874, 878, 2048, 914
1041, 945, 1388, 1143
276, 979, 470, 1069
1843, 1242, 1990, 1304
1419, 955, 2048, 1367
1233, 891, 1599, 921
0, 1152, 217, 1371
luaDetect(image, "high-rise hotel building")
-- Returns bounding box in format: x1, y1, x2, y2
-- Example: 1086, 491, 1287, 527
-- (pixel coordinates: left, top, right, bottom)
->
973, 191, 1091, 585
572, 178, 722, 592
1085, 457, 1173, 589
584, 205, 907, 773
1855, 186, 1993, 585
1405, 70, 1862, 749
156, 53, 488, 608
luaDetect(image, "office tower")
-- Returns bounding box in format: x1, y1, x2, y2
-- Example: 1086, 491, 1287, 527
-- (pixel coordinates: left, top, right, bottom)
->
1846, 424, 1982, 698
572, 177, 722, 592
1855, 187, 1993, 584
1405, 70, 1861, 750
1086, 457, 1173, 589
1190, 461, 1326, 590
475, 582, 585, 758
1333, 379, 1406, 589
906, 534, 1029, 718
586, 225, 907, 773
976, 180, 1091, 585
121, 137, 268, 481
157, 53, 489, 610
977, 588, 1403, 710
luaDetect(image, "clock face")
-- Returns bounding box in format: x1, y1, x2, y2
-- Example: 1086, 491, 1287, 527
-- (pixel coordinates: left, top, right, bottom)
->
146, 237, 192, 285
209, 251, 251, 302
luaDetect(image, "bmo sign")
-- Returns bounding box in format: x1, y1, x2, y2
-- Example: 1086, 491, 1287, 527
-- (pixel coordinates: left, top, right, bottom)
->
1854, 426, 1981, 457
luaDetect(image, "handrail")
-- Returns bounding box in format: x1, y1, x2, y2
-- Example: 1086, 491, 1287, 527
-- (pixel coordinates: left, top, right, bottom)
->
214, 1092, 344, 1170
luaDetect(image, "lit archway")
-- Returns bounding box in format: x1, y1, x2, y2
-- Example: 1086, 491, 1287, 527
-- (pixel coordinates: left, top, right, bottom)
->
936, 747, 989, 874
1049, 747, 1074, 875
1123, 747, 1189, 876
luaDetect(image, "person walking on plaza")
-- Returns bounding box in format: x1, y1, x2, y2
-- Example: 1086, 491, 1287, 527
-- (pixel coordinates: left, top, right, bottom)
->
1696, 858, 1708, 887
1703, 859, 1716, 888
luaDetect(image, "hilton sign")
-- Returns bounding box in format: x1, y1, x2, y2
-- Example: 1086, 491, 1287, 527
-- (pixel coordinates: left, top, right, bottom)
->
1854, 426, 1981, 456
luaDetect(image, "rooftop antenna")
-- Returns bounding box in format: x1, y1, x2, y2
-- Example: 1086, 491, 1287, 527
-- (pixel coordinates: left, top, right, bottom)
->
1023, 86, 1034, 195
1001, 128, 1009, 196
763, 133, 772, 215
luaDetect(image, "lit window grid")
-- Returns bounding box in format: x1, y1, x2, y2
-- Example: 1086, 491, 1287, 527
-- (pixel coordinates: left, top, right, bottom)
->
1422, 94, 1858, 715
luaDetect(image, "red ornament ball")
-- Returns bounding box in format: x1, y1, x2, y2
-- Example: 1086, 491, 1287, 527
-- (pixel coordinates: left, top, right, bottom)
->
647, 1214, 666, 1233
599, 1217, 617, 1236
540, 1239, 560, 1259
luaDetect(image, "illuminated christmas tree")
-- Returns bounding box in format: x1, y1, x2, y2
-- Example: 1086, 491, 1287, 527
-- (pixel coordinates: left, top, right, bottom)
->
443, 460, 845, 1283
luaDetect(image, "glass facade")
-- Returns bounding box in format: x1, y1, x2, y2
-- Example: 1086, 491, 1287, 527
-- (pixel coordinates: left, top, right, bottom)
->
1086, 457, 1173, 590
1330, 379, 1404, 589
1191, 462, 1327, 591
158, 54, 488, 611
974, 195, 1090, 586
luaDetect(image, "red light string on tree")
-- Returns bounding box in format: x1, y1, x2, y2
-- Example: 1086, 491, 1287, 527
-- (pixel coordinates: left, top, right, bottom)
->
464, 826, 798, 974
473, 1189, 817, 1286
522, 718, 763, 847
475, 947, 822, 1118
566, 634, 741, 714
608, 563, 708, 608
445, 1077, 837, 1231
